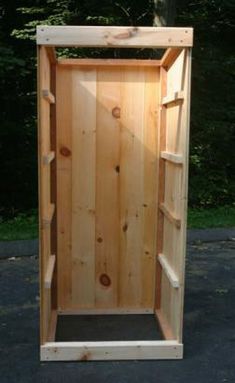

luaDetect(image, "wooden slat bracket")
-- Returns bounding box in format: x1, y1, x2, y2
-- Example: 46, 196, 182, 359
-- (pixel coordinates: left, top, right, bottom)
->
43, 151, 55, 165
44, 254, 56, 289
158, 253, 180, 288
42, 89, 55, 104
160, 151, 183, 165
159, 203, 181, 229
42, 203, 55, 226
162, 91, 184, 106
160, 48, 183, 70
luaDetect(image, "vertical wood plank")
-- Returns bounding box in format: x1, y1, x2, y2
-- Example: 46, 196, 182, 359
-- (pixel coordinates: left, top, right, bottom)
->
142, 67, 159, 307
95, 68, 121, 308
56, 66, 72, 310
50, 60, 57, 310
177, 48, 192, 341
119, 67, 145, 307
155, 67, 167, 310
71, 68, 96, 308
38, 46, 51, 343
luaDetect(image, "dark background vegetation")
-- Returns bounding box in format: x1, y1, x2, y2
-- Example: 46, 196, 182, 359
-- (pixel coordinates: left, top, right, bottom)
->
0, 0, 234, 219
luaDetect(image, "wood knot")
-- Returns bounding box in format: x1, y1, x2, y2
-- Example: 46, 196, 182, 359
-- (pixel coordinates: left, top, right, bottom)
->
60, 146, 71, 157
97, 237, 103, 243
122, 222, 128, 232
112, 106, 121, 119
99, 273, 111, 287
115, 165, 120, 173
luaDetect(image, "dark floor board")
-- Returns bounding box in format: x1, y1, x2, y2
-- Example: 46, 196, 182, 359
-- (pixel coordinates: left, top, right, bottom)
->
56, 314, 162, 341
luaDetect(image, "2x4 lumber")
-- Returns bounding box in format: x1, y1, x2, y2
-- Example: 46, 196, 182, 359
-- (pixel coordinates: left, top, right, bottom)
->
47, 310, 57, 342
155, 67, 167, 310
43, 151, 55, 165
162, 91, 184, 106
36, 26, 193, 48
155, 309, 175, 340
41, 341, 183, 361
160, 151, 183, 165
42, 203, 55, 226
159, 203, 181, 229
45, 46, 57, 65
58, 58, 161, 67
44, 254, 56, 289
178, 48, 193, 343
158, 254, 180, 289
161, 48, 183, 70
42, 89, 55, 104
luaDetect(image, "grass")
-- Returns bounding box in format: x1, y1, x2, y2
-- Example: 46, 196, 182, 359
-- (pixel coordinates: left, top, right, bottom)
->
187, 206, 235, 229
0, 211, 38, 241
0, 206, 234, 241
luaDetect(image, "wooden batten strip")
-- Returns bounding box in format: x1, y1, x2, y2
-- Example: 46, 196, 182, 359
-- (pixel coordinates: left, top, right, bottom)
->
158, 253, 180, 288
44, 254, 56, 289
159, 203, 181, 229
160, 151, 183, 165
42, 89, 55, 104
41, 340, 183, 361
36, 26, 193, 48
162, 91, 184, 106
45, 46, 57, 65
43, 151, 55, 165
58, 58, 161, 67
155, 309, 175, 340
161, 48, 183, 70
42, 203, 55, 226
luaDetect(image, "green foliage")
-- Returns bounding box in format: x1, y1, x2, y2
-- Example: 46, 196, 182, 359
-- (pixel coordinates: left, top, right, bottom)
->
0, 0, 234, 217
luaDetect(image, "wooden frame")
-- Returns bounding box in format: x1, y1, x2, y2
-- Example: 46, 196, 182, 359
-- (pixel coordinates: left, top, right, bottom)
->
37, 26, 192, 361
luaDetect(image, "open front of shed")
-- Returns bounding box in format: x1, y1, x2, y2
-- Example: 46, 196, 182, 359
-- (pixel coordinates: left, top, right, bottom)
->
37, 26, 193, 361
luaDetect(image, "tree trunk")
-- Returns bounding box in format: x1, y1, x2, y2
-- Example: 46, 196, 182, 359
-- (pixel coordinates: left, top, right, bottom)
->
153, 0, 176, 26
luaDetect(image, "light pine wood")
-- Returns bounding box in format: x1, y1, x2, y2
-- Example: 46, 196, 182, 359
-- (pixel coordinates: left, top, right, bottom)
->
95, 68, 121, 308
56, 65, 72, 310
119, 67, 145, 307
38, 28, 193, 360
155, 67, 167, 310
155, 309, 175, 340
159, 203, 181, 229
71, 68, 96, 308
41, 340, 183, 361
37, 26, 193, 48
42, 203, 55, 226
44, 254, 56, 289
56, 65, 159, 311
45, 46, 57, 65
158, 253, 180, 288
42, 89, 55, 104
58, 59, 161, 67
142, 67, 159, 307
38, 46, 52, 344
160, 151, 183, 164
162, 91, 184, 106
160, 48, 183, 70
47, 310, 57, 342
43, 151, 55, 165
158, 48, 192, 341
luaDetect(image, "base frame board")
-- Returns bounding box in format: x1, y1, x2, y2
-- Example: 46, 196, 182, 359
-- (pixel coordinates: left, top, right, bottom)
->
41, 341, 183, 361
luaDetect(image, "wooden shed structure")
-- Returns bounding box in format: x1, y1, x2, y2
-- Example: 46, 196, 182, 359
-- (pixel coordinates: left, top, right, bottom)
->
37, 26, 193, 361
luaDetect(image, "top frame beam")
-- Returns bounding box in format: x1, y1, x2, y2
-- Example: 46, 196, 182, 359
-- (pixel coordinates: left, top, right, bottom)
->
36, 26, 193, 48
